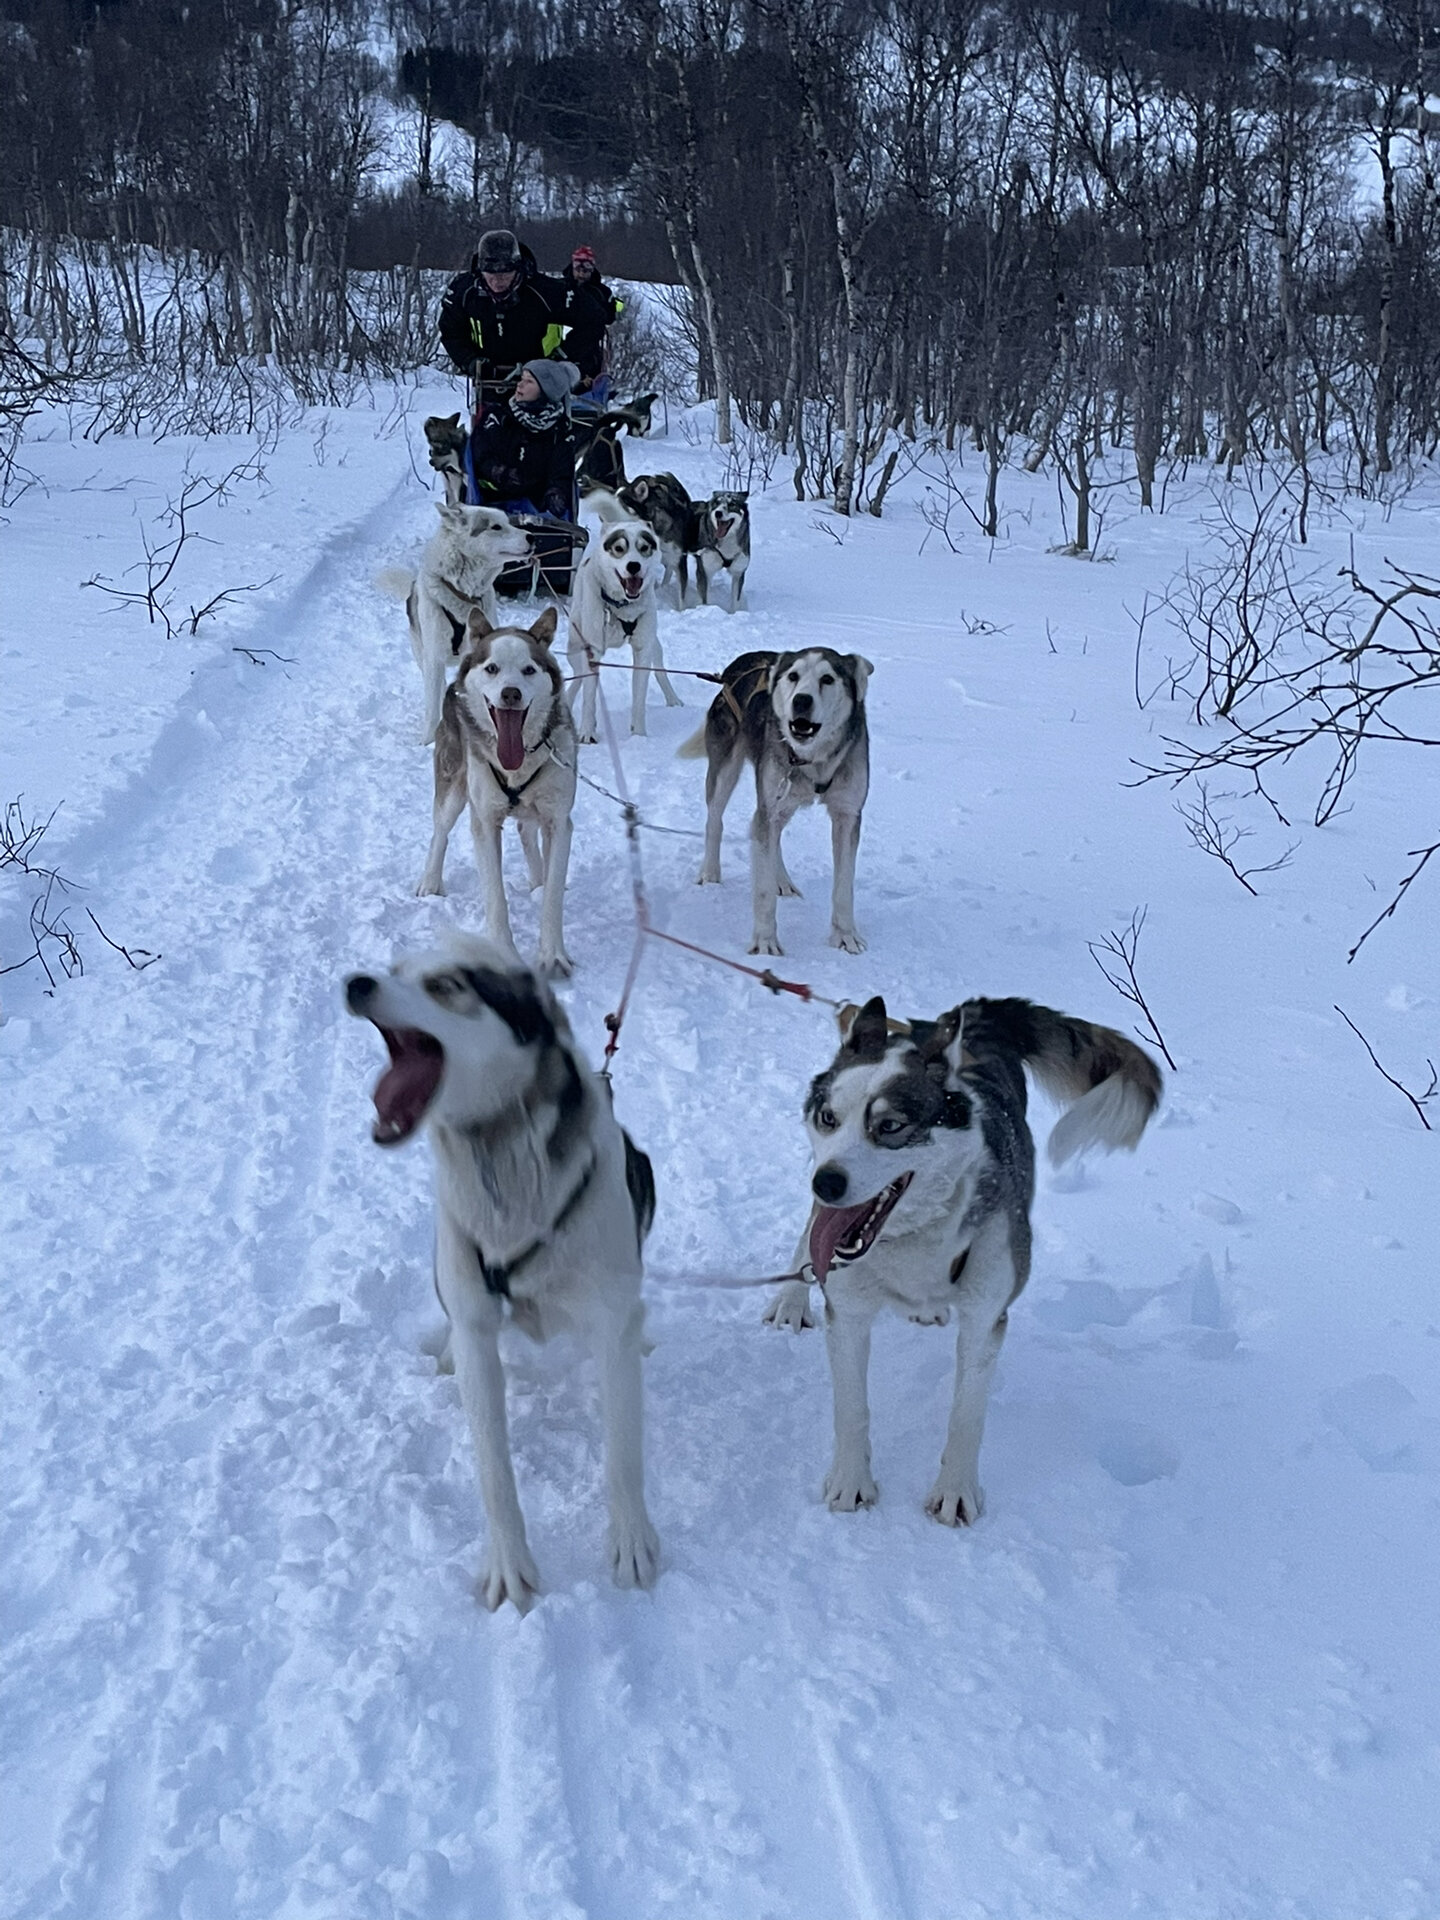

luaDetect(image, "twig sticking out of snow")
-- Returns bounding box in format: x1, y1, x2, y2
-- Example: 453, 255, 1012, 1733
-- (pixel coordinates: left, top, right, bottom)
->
1334, 1006, 1435, 1132
1088, 907, 1179, 1073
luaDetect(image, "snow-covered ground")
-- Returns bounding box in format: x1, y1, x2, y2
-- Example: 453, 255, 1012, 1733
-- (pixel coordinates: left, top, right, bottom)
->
2, 385, 1437, 1920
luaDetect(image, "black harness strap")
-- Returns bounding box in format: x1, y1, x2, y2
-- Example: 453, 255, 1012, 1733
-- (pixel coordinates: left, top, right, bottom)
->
473, 1154, 598, 1298
485, 757, 547, 807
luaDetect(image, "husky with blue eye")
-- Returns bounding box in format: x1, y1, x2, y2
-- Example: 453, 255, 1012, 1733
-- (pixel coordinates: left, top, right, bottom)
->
346, 933, 659, 1613
766, 995, 1162, 1526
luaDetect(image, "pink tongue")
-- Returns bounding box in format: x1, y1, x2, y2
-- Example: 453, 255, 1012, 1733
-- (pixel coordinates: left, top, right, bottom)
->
810, 1200, 875, 1283
373, 1046, 443, 1145
492, 705, 527, 771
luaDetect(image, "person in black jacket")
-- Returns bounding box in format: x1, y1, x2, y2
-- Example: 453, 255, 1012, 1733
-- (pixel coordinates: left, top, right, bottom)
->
468, 358, 582, 593
439, 230, 570, 384
559, 244, 620, 396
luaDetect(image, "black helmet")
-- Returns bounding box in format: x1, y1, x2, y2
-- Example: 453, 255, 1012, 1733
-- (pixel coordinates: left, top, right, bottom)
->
477, 229, 522, 275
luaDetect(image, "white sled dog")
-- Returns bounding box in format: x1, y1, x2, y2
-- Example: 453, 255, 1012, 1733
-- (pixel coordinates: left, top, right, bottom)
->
377, 502, 530, 745
680, 648, 872, 955
346, 933, 660, 1612
766, 995, 1162, 1525
695, 489, 750, 610
567, 515, 679, 740
417, 607, 578, 979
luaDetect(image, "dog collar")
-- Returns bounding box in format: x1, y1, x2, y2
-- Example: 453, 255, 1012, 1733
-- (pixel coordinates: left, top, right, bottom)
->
599, 588, 644, 638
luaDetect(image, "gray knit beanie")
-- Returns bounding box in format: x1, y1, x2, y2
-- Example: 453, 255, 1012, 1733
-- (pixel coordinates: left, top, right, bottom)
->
523, 359, 582, 407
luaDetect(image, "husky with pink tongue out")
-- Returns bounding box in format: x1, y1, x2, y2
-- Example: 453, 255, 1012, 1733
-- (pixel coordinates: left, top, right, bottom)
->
766, 993, 1162, 1527
417, 607, 578, 979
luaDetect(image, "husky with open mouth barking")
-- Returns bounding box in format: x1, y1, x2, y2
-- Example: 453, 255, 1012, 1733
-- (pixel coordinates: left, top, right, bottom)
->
345, 933, 660, 1612
765, 994, 1162, 1526
416, 607, 578, 979
567, 516, 679, 740
680, 648, 872, 956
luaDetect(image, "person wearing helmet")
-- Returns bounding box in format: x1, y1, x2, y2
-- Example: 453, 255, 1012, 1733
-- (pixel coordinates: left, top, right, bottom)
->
467, 358, 583, 593
559, 244, 621, 400
439, 229, 571, 385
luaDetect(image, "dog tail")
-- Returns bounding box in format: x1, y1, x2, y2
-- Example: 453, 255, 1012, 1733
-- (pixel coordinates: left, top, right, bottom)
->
965, 998, 1162, 1164
584, 488, 629, 525
675, 724, 709, 760
374, 566, 415, 602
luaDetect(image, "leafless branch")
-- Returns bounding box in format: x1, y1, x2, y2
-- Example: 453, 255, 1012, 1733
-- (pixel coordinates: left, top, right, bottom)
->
1175, 784, 1298, 895
1087, 907, 1178, 1072
84, 909, 160, 971
1347, 840, 1440, 964
1334, 1006, 1435, 1131
232, 645, 296, 668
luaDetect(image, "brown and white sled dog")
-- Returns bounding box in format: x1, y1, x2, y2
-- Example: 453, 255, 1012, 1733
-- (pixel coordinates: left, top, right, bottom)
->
376, 502, 530, 745
417, 608, 578, 979
345, 934, 660, 1612
566, 516, 679, 741
680, 649, 871, 955
766, 996, 1162, 1526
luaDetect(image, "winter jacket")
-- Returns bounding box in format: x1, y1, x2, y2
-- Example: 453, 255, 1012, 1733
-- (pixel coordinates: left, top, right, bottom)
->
468, 398, 576, 520
560, 269, 620, 382
439, 259, 571, 380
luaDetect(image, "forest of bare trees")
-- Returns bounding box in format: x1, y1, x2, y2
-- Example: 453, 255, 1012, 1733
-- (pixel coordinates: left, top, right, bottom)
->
4, 0, 1439, 514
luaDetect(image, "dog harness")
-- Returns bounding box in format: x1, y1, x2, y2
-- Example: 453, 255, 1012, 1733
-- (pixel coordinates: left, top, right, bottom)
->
484, 758, 548, 807
471, 1152, 598, 1298
599, 588, 643, 640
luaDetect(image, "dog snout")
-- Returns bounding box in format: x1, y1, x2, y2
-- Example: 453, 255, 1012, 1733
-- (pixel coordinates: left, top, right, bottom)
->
813, 1163, 848, 1204
345, 974, 378, 1014
625, 559, 642, 575
499, 685, 523, 707
791, 692, 814, 717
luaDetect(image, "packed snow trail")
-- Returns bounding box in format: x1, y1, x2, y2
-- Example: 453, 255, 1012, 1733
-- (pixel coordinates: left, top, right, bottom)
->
2, 395, 1438, 1919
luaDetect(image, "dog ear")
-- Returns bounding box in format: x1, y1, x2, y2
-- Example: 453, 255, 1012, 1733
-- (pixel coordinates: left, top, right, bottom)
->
848, 655, 874, 701
436, 501, 461, 522
916, 1006, 975, 1074
465, 607, 493, 643
446, 412, 461, 427
529, 606, 558, 645
630, 478, 649, 502
843, 995, 889, 1055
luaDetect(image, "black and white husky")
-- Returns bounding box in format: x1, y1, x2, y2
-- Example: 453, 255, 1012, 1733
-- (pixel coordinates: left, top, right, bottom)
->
766, 995, 1162, 1525
695, 490, 750, 610
567, 516, 680, 740
346, 934, 660, 1612
417, 607, 578, 979
680, 648, 872, 955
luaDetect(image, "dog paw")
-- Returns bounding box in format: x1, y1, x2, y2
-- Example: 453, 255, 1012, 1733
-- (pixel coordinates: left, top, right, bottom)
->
763, 1281, 816, 1331
908, 1307, 951, 1326
663, 691, 684, 708
748, 936, 785, 957
696, 866, 721, 886
824, 1464, 878, 1511
576, 729, 599, 745
829, 927, 867, 954
776, 879, 803, 899
415, 876, 445, 898
608, 1512, 660, 1590
924, 1480, 984, 1527
477, 1544, 542, 1613
629, 723, 649, 737
537, 947, 574, 980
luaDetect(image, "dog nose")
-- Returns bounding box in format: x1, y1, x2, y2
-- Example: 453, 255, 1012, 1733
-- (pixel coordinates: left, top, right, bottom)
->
345, 975, 378, 1013
791, 692, 814, 716
500, 685, 523, 706
626, 560, 642, 575
813, 1163, 848, 1204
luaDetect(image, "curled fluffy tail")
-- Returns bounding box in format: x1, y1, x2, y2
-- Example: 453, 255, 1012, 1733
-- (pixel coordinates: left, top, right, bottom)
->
582, 488, 629, 525
374, 566, 415, 602
964, 998, 1162, 1163
675, 724, 708, 760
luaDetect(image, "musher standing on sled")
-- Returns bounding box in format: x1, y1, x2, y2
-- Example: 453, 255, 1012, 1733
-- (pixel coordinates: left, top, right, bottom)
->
439, 229, 571, 388
559, 244, 620, 404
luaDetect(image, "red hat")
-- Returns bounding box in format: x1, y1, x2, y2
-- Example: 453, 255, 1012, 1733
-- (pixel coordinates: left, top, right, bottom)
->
571, 245, 597, 266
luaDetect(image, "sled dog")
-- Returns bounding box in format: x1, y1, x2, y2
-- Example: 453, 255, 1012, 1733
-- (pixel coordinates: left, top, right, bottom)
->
423, 412, 468, 505
417, 607, 578, 980
590, 474, 699, 604
376, 502, 531, 745
680, 648, 871, 955
695, 490, 750, 610
346, 933, 660, 1612
766, 995, 1163, 1524
567, 517, 680, 740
